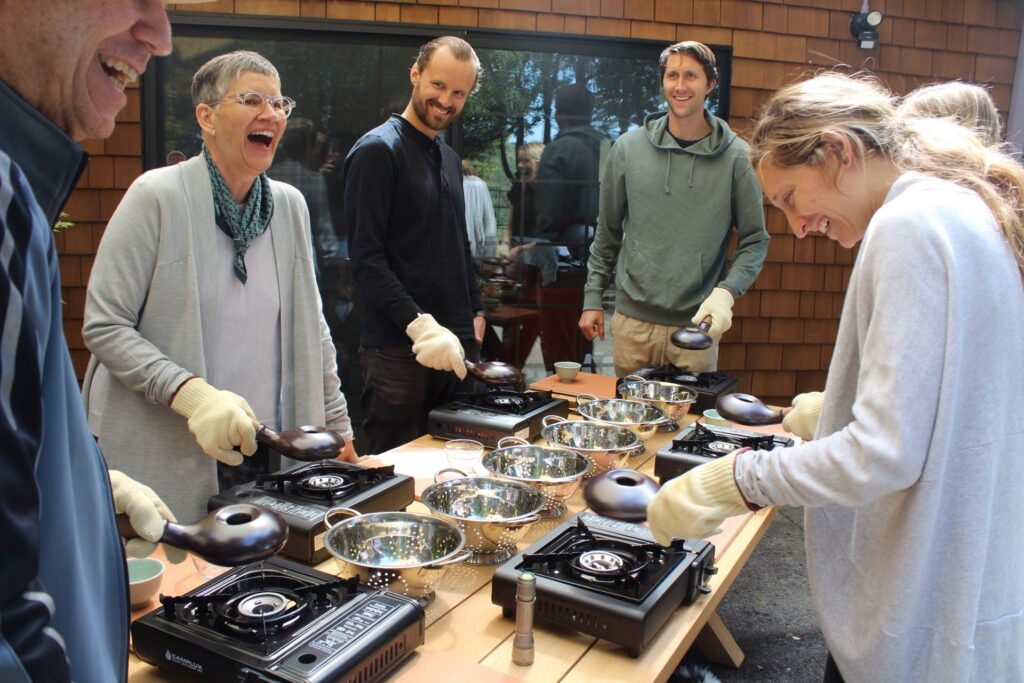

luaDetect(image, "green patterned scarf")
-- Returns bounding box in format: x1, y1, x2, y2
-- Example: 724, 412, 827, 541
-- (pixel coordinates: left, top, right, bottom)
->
203, 144, 274, 283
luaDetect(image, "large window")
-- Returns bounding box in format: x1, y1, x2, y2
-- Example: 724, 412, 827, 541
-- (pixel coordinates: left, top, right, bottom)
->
146, 18, 731, 440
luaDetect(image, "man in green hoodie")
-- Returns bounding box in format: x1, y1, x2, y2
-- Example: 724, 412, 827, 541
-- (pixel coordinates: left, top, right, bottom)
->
578, 41, 768, 375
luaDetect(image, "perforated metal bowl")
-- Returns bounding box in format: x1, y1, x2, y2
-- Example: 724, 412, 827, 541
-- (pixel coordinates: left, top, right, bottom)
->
575, 393, 670, 442
483, 436, 591, 519
322, 508, 469, 604
540, 415, 642, 474
420, 477, 545, 565
618, 376, 698, 421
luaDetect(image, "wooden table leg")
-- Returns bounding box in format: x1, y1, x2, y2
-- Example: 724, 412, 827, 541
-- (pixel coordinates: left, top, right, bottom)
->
694, 610, 745, 669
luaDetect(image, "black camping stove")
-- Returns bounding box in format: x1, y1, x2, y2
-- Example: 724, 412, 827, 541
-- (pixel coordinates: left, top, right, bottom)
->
491, 513, 716, 657
209, 462, 414, 564
427, 389, 568, 447
654, 421, 795, 483
132, 556, 424, 683
617, 365, 738, 414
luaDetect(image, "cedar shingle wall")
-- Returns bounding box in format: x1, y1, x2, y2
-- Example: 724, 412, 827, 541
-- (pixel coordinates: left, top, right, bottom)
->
63, 0, 1023, 404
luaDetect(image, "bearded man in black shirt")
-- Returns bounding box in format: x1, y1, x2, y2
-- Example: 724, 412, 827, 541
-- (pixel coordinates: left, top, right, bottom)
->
343, 35, 485, 453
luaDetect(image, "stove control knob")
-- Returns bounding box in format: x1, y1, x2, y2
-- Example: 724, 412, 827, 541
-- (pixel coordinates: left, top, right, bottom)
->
697, 563, 719, 594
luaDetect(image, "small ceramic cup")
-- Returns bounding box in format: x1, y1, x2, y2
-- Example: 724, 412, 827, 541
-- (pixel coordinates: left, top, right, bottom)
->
702, 408, 732, 428
444, 439, 486, 476
554, 361, 582, 383
127, 557, 165, 608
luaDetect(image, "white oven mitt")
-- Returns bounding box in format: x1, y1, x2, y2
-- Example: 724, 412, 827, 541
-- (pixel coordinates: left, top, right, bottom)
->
406, 313, 467, 379
170, 377, 258, 465
109, 470, 187, 564
691, 287, 735, 338
782, 391, 824, 441
646, 453, 750, 544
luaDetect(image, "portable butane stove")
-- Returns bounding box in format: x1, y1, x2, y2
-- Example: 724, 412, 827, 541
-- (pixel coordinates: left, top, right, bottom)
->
616, 365, 738, 414
654, 421, 795, 483
427, 389, 568, 447
491, 512, 717, 657
209, 462, 414, 564
132, 556, 424, 682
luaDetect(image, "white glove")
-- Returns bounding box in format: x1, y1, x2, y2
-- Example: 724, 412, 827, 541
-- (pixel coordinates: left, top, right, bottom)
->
406, 313, 467, 379
782, 391, 824, 441
692, 287, 735, 338
495, 242, 511, 260
170, 377, 258, 465
646, 452, 750, 544
109, 470, 187, 564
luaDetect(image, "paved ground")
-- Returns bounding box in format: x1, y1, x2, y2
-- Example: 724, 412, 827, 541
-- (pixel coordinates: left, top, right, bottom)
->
519, 332, 827, 683
705, 507, 825, 682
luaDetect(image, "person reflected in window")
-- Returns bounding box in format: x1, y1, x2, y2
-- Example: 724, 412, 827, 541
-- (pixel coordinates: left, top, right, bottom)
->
531, 84, 608, 371
579, 41, 768, 376
270, 117, 346, 270
461, 158, 497, 260
492, 143, 545, 368
343, 36, 486, 454
83, 51, 357, 523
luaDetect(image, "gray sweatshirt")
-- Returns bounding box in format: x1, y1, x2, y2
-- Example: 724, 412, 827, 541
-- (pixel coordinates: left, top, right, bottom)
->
735, 174, 1024, 682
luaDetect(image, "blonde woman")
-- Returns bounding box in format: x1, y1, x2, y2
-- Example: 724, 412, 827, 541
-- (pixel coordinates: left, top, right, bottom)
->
647, 73, 1024, 681
782, 80, 1004, 442
899, 80, 1002, 145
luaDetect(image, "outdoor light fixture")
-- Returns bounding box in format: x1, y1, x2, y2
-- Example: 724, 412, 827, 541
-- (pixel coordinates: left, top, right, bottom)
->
850, 1, 884, 50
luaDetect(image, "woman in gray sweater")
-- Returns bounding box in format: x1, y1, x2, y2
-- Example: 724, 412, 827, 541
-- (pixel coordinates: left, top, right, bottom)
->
82, 51, 356, 521
647, 73, 1024, 682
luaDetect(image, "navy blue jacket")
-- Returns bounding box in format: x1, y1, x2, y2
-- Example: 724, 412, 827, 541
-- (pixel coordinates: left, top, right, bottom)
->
344, 115, 482, 346
0, 78, 129, 683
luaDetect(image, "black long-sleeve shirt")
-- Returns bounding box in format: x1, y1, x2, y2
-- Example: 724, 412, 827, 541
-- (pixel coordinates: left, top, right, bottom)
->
344, 115, 482, 346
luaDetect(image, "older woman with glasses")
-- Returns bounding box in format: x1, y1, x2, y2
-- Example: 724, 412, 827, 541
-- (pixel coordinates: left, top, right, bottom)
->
82, 50, 357, 522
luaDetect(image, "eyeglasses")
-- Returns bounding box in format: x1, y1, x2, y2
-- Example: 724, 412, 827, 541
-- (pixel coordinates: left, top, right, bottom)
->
225, 91, 297, 118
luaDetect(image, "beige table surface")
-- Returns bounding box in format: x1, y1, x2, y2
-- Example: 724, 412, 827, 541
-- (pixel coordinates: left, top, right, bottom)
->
128, 388, 780, 683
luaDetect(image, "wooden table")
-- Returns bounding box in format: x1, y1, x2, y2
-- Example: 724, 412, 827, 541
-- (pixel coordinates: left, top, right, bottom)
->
128, 406, 777, 683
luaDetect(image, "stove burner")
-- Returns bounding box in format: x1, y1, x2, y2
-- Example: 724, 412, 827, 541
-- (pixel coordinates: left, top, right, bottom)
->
161, 569, 359, 642
133, 557, 427, 682
578, 550, 625, 574
237, 591, 294, 618
215, 588, 308, 637
485, 393, 526, 409
301, 473, 349, 490
706, 440, 741, 455
491, 513, 718, 658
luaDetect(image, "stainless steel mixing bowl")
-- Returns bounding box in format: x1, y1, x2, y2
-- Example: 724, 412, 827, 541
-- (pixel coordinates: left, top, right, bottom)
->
482, 436, 592, 519
420, 476, 545, 565
618, 376, 698, 421
539, 415, 642, 474
575, 393, 671, 443
322, 507, 470, 604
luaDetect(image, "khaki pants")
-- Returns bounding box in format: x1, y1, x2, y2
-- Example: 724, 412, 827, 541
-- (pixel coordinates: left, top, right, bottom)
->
610, 311, 719, 377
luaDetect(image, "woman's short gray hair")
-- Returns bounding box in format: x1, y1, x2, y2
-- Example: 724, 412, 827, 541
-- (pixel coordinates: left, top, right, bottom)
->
191, 50, 280, 107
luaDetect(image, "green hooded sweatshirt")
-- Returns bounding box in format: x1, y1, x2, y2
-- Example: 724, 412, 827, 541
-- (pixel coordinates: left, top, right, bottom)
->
582, 110, 768, 326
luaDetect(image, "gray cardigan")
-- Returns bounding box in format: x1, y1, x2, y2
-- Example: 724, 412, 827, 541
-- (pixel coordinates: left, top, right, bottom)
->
82, 156, 353, 521
735, 174, 1024, 682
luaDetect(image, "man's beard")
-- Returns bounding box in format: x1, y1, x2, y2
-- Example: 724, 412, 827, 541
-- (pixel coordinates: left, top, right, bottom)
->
410, 83, 459, 132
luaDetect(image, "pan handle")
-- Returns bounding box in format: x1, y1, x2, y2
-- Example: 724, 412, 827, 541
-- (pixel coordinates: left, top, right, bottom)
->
425, 549, 474, 569
434, 467, 469, 484
323, 506, 361, 529
496, 435, 530, 449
